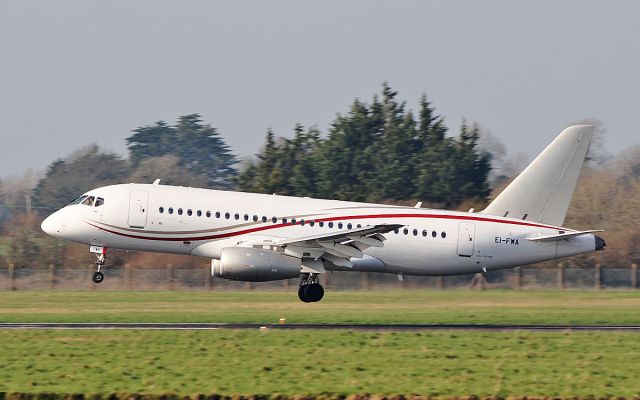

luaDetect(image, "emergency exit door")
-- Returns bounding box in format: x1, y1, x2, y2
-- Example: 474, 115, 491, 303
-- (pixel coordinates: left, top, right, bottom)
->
128, 190, 149, 228
457, 222, 475, 257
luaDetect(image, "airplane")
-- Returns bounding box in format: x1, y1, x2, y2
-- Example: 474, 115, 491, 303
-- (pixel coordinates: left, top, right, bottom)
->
41, 125, 605, 302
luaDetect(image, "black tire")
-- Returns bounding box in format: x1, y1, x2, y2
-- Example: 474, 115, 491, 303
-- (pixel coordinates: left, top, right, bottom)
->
312, 284, 324, 302
308, 283, 324, 302
298, 285, 310, 302
92, 271, 104, 284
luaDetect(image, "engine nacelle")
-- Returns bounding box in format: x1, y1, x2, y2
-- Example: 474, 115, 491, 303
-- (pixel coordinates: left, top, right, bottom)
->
212, 247, 301, 282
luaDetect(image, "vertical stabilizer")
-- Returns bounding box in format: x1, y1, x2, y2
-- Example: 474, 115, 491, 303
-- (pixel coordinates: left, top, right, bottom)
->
480, 125, 594, 227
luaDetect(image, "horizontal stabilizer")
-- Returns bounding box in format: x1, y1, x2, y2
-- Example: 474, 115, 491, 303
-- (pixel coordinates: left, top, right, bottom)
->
527, 230, 603, 242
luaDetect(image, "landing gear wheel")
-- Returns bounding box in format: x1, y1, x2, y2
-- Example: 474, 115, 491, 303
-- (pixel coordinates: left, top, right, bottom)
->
91, 247, 107, 284
298, 273, 325, 303
306, 283, 324, 302
298, 285, 311, 303
92, 271, 104, 284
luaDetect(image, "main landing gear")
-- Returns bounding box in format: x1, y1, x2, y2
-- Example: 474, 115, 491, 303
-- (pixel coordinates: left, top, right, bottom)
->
298, 273, 324, 303
90, 246, 107, 284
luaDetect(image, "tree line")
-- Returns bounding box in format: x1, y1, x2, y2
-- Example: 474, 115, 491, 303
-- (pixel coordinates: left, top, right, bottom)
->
29, 83, 493, 212
236, 84, 492, 207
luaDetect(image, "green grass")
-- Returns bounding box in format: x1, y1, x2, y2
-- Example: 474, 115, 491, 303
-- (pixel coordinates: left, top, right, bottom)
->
1, 291, 640, 396
0, 290, 640, 324
0, 329, 639, 396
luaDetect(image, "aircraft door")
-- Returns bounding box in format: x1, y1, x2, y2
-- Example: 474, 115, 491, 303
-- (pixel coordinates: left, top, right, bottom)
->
128, 190, 149, 228
457, 222, 475, 257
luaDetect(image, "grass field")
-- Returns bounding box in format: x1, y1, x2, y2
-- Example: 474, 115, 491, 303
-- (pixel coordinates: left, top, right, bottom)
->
0, 290, 639, 324
1, 290, 640, 396
0, 329, 639, 396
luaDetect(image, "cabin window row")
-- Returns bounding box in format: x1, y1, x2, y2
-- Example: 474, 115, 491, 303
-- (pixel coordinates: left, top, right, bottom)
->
394, 228, 447, 239
157, 206, 447, 238
158, 206, 359, 228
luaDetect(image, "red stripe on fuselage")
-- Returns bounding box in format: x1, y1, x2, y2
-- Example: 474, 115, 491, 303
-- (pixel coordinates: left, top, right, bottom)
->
87, 213, 566, 243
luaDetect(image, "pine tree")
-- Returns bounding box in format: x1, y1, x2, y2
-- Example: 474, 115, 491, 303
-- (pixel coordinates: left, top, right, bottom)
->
315, 98, 381, 201
174, 114, 237, 189
126, 114, 237, 189
126, 121, 176, 165
290, 125, 321, 197
414, 94, 449, 202
367, 83, 416, 201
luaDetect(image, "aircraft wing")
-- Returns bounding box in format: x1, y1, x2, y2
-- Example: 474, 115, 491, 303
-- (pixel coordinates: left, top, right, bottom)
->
527, 230, 603, 242
240, 223, 403, 269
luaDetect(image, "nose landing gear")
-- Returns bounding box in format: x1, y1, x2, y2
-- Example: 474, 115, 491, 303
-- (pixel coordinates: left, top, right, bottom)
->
298, 273, 325, 303
90, 246, 107, 284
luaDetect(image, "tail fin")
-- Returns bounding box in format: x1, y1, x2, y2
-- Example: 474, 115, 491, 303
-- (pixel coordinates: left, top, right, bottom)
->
480, 125, 594, 227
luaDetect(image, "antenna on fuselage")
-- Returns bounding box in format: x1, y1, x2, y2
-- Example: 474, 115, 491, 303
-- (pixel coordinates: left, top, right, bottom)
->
153, 179, 161, 185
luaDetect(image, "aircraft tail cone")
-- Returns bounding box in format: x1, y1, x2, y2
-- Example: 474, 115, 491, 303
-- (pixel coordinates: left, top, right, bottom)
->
595, 235, 606, 251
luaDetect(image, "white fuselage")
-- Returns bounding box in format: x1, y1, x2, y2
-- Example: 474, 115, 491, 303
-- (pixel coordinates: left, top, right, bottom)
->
41, 183, 597, 276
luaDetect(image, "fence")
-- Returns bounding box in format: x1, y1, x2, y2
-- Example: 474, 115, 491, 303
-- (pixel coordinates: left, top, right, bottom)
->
0, 262, 638, 291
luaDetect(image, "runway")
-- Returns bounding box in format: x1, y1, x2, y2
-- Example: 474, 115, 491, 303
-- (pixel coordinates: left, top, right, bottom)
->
1, 322, 640, 331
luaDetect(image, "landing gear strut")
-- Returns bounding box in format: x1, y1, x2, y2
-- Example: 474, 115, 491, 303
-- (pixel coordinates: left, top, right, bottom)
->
298, 273, 324, 303
91, 246, 106, 284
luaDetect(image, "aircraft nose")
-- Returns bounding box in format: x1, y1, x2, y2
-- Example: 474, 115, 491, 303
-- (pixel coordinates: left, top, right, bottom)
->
41, 212, 64, 237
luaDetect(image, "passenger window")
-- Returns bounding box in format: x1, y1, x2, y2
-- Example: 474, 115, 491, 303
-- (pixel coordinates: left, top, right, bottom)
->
282, 218, 288, 224
187, 209, 193, 216
432, 231, 437, 238
300, 219, 305, 226
262, 216, 267, 223
403, 228, 409, 235
328, 222, 334, 228
206, 211, 211, 218
168, 207, 174, 214
309, 221, 315, 227
159, 207, 164, 214
178, 208, 183, 215
319, 222, 324, 227
441, 232, 447, 238
216, 211, 221, 218
234, 213, 240, 220
338, 222, 343, 229
253, 215, 258, 222
357, 224, 361, 228
272, 217, 277, 223
291, 218, 297, 225
347, 223, 352, 229
95, 198, 105, 207
394, 229, 399, 234
225, 212, 230, 219
422, 230, 427, 237
413, 229, 418, 236
197, 210, 202, 217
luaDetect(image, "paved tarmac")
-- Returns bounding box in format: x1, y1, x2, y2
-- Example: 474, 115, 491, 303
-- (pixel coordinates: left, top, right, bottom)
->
1, 323, 640, 331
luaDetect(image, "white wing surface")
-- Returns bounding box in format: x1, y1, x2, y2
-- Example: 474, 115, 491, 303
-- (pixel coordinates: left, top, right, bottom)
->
242, 224, 402, 268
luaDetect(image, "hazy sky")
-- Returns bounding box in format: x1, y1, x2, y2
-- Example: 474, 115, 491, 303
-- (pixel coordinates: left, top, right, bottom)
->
1, 0, 639, 179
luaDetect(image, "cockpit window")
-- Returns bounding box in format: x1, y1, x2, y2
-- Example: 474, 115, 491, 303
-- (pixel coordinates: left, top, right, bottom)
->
95, 197, 105, 207
81, 196, 95, 206
68, 195, 88, 205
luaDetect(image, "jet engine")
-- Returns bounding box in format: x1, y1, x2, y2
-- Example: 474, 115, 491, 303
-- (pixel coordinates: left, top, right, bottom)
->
212, 247, 301, 282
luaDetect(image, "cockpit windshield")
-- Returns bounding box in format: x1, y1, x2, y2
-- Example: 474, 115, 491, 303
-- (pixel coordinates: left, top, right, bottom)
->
68, 195, 88, 205
67, 195, 104, 207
